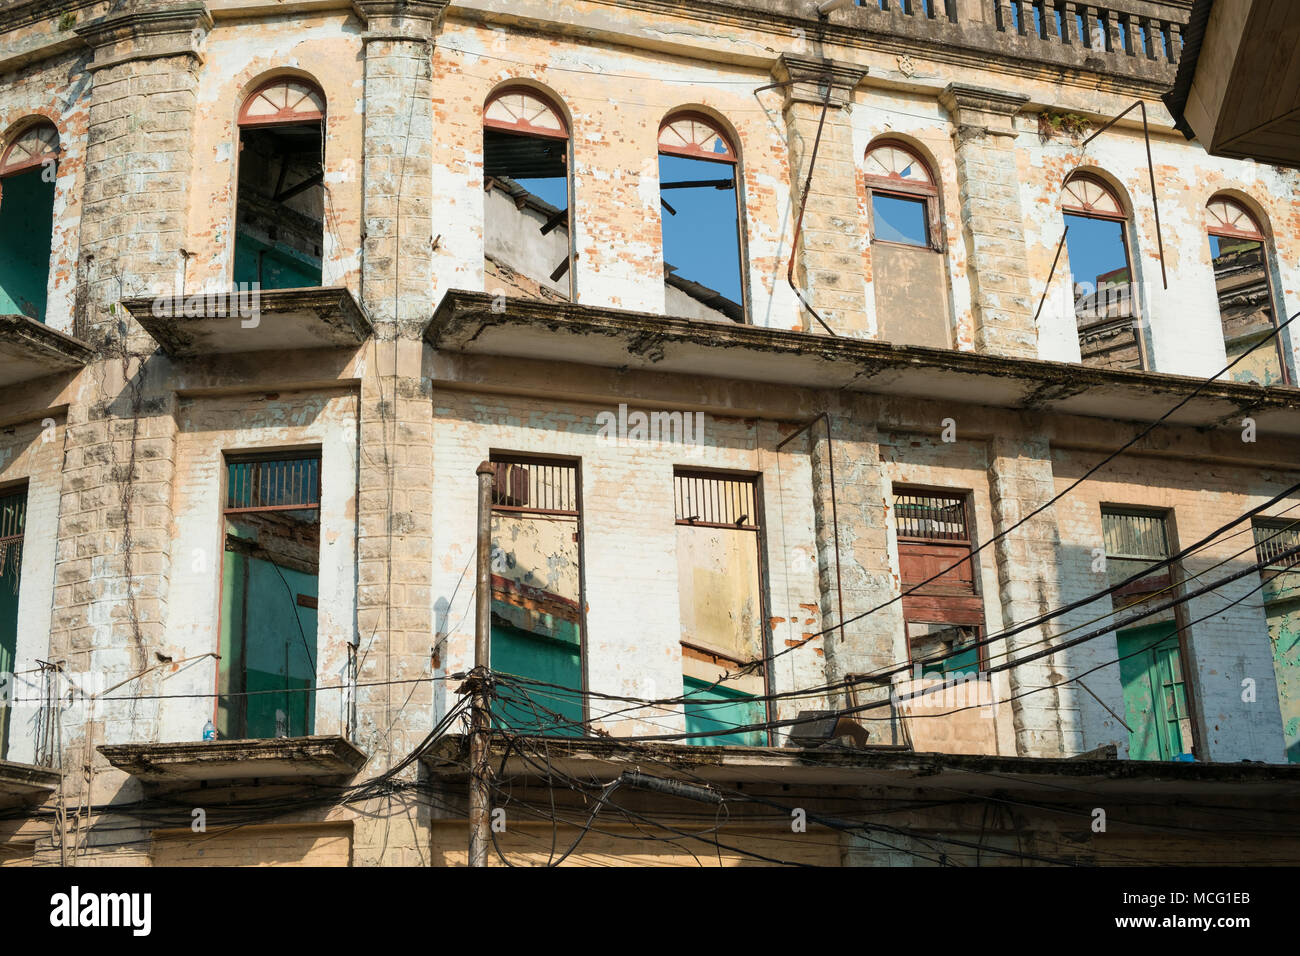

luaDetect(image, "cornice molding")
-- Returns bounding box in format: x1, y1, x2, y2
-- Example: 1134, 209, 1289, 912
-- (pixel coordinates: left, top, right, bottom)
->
352, 0, 448, 42
770, 53, 867, 108
73, 2, 211, 72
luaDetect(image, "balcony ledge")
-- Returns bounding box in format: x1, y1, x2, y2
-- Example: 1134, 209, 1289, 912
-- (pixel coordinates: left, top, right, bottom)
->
428, 291, 1300, 436
0, 314, 93, 388
98, 735, 368, 783
421, 734, 1300, 799
122, 286, 371, 359
0, 758, 61, 806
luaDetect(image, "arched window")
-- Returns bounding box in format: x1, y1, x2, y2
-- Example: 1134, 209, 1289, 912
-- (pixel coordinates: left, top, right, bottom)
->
1062, 172, 1143, 371
1206, 197, 1288, 386
658, 113, 745, 322
862, 141, 951, 348
0, 121, 59, 322
233, 78, 326, 291
483, 87, 573, 301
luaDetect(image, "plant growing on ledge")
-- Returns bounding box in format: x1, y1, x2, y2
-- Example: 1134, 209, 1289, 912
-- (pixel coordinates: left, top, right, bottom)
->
1038, 110, 1092, 143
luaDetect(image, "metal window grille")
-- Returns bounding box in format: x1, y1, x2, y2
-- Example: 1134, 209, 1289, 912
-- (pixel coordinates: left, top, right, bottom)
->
1102, 510, 1170, 560
492, 458, 578, 515
674, 472, 758, 530
1254, 519, 1300, 570
894, 490, 968, 541
0, 490, 24, 540
225, 454, 321, 513
0, 489, 25, 583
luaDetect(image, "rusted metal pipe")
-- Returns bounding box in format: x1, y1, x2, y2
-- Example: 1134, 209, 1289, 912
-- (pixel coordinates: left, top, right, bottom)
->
1081, 100, 1167, 289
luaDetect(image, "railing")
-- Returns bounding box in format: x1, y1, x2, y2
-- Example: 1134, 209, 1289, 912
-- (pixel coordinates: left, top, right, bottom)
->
840, 0, 1189, 83
990, 1, 1183, 64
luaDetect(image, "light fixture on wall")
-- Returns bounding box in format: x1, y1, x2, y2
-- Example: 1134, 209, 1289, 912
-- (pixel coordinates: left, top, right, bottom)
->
815, 0, 854, 16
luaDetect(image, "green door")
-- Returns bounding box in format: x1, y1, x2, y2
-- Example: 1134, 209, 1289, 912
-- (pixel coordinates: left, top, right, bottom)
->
218, 549, 317, 739
0, 168, 55, 321
1117, 622, 1193, 761
0, 491, 24, 760
0, 544, 19, 759
490, 618, 583, 737
1262, 585, 1300, 763
683, 676, 765, 747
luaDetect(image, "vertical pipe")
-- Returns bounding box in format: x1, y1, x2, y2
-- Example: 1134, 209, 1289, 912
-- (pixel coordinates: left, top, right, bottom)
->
468, 460, 495, 867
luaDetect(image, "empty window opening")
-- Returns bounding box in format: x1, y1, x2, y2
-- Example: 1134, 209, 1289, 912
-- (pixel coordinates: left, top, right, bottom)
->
0, 487, 26, 759
1063, 174, 1144, 371
1207, 198, 1288, 386
674, 471, 767, 745
1252, 519, 1300, 763
217, 452, 321, 740
483, 89, 573, 302
658, 114, 746, 322
0, 123, 58, 321
489, 457, 584, 736
893, 490, 984, 679
233, 79, 326, 291
1102, 508, 1194, 761
863, 142, 952, 348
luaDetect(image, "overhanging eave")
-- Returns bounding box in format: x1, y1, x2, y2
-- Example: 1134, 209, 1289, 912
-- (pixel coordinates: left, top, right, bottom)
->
98, 735, 369, 784
123, 286, 372, 359
0, 758, 61, 806
427, 291, 1300, 435
0, 314, 92, 389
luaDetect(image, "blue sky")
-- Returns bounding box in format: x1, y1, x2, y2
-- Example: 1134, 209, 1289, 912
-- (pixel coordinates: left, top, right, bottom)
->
658, 154, 743, 303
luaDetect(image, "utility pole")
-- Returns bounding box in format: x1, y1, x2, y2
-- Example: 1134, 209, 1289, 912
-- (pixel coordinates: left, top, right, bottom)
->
468, 460, 495, 867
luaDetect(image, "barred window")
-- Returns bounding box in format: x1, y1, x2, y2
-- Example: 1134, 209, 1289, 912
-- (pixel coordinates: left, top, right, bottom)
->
226, 454, 321, 513
894, 491, 968, 542
491, 457, 577, 515
674, 471, 758, 530
1254, 519, 1300, 570
0, 488, 25, 584
1102, 510, 1170, 560
1101, 508, 1172, 595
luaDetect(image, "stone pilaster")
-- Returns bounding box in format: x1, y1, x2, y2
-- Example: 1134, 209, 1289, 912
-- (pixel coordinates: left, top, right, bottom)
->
771, 55, 869, 337
986, 435, 1077, 757
74, 2, 211, 343
47, 4, 208, 736
807, 403, 902, 706
354, 0, 447, 335
939, 83, 1037, 359
351, 0, 446, 769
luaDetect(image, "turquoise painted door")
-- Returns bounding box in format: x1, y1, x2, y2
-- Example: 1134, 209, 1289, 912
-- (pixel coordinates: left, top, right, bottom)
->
0, 545, 19, 759
0, 491, 24, 760
1262, 582, 1300, 763
683, 676, 765, 747
233, 232, 322, 290
220, 549, 317, 739
1117, 623, 1192, 761
490, 619, 583, 737
0, 168, 55, 321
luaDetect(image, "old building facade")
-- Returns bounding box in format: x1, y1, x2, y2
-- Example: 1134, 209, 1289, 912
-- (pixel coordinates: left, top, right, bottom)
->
1, 0, 1299, 867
